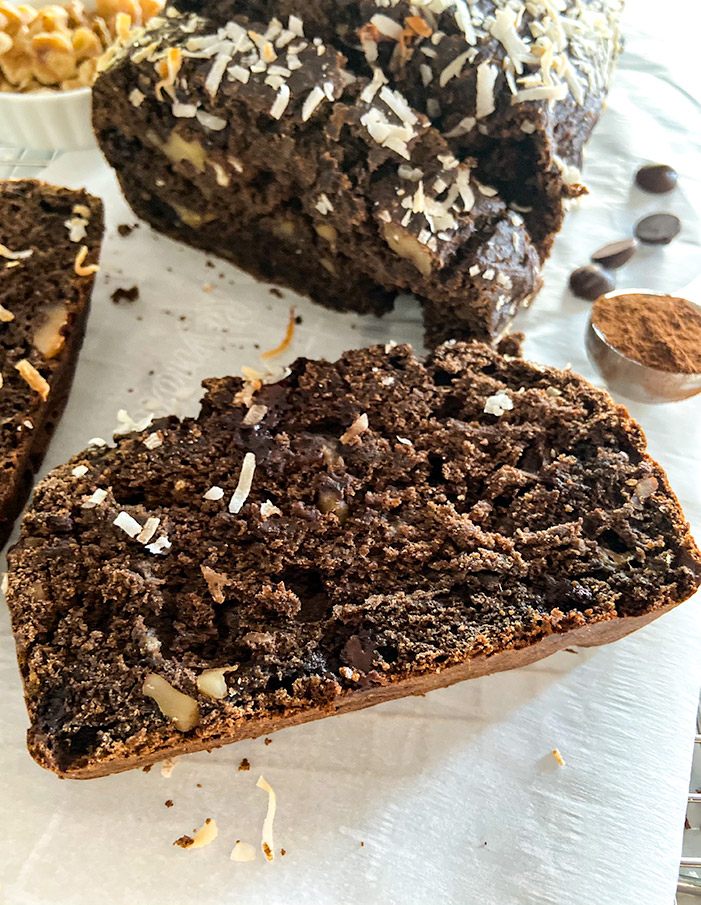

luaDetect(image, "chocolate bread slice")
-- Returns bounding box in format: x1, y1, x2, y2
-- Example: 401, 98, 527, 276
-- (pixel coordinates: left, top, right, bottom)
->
0, 180, 103, 548
7, 342, 701, 778
92, 1, 621, 345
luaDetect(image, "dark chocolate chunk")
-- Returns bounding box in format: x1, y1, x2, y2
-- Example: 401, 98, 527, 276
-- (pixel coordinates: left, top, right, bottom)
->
634, 213, 681, 245
569, 264, 615, 301
590, 237, 637, 269
635, 164, 678, 194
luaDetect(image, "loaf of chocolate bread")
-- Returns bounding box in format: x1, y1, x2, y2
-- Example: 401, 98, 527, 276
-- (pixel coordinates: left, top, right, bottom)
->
92, 0, 621, 345
0, 180, 103, 548
7, 341, 700, 778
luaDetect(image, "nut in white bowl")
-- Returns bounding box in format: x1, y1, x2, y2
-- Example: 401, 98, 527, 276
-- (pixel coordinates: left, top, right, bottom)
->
0, 0, 163, 150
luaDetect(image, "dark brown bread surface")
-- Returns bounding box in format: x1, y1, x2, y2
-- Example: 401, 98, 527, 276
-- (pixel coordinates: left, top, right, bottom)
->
7, 342, 700, 778
92, 0, 621, 345
0, 180, 103, 548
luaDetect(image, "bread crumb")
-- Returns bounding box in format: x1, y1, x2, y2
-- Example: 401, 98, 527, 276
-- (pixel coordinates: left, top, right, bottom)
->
264, 738, 272, 746
110, 285, 140, 304
165, 799, 174, 808
239, 758, 251, 772
174, 834, 194, 848
161, 757, 177, 778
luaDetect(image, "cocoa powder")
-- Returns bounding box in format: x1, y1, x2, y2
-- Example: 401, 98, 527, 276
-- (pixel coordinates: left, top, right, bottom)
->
591, 293, 701, 374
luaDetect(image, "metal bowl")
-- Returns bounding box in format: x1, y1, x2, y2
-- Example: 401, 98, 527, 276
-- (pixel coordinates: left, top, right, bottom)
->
585, 289, 701, 404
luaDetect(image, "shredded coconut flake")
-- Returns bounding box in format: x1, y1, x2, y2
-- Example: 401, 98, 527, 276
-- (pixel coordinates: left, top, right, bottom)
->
137, 517, 160, 544
115, 408, 153, 436
229, 452, 256, 514
16, 360, 49, 401
231, 840, 257, 862
484, 390, 514, 417
83, 488, 108, 508
0, 304, 14, 322
301, 85, 326, 121
143, 432, 163, 450
444, 115, 476, 137
513, 83, 568, 103
360, 66, 387, 104
315, 193, 334, 215
260, 499, 282, 519
172, 101, 198, 117
146, 536, 172, 555
196, 110, 228, 131
71, 465, 89, 478
552, 748, 565, 766
288, 13, 303, 36
1, 572, 8, 595
260, 307, 296, 360
476, 61, 498, 119
270, 82, 290, 119
439, 49, 472, 87
243, 404, 268, 426
179, 819, 218, 849
340, 412, 369, 445
370, 13, 403, 39
114, 511, 142, 538
74, 245, 99, 276
204, 485, 225, 501
257, 775, 277, 862
64, 216, 88, 242
0, 243, 32, 260
129, 87, 145, 107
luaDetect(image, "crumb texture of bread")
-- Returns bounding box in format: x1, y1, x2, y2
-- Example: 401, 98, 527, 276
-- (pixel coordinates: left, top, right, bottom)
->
92, 0, 622, 344
6, 341, 701, 778
0, 180, 104, 547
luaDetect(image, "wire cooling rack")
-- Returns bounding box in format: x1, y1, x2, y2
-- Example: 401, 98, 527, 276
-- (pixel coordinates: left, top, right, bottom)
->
0, 141, 699, 902
0, 146, 59, 178
678, 695, 701, 900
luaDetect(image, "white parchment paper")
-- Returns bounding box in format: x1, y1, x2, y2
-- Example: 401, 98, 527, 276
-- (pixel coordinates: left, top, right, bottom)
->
1, 1, 700, 902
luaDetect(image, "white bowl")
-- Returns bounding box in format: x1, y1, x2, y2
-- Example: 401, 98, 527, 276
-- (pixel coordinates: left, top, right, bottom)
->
0, 85, 96, 151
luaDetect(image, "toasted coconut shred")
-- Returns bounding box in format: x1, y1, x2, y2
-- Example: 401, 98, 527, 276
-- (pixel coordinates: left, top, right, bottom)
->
229, 452, 256, 514
74, 245, 100, 276
176, 818, 218, 849
15, 360, 49, 401
257, 775, 277, 862
552, 748, 565, 767
0, 243, 32, 260
260, 307, 296, 360
155, 46, 182, 100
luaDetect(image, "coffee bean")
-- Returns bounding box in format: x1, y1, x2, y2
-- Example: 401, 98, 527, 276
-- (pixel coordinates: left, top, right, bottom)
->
634, 213, 681, 245
591, 237, 637, 270
569, 264, 615, 301
635, 163, 678, 194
